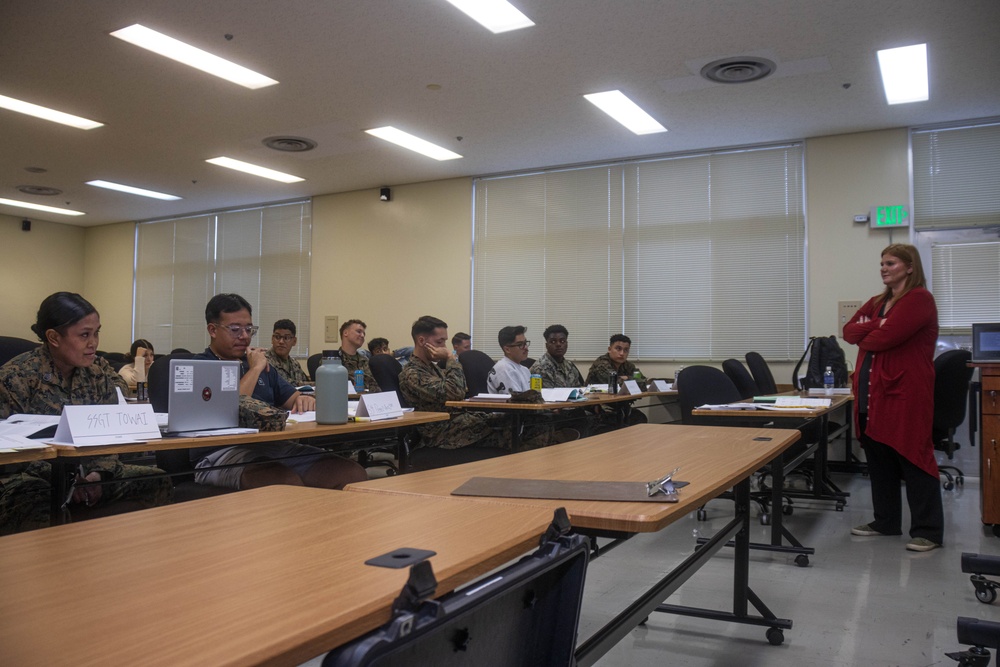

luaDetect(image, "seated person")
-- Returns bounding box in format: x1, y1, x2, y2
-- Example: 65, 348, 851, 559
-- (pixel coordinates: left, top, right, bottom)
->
192, 294, 366, 490
338, 319, 380, 392
117, 338, 154, 389
0, 292, 172, 534
586, 334, 644, 385
487, 326, 531, 393
264, 319, 310, 386
452, 332, 472, 359
368, 337, 391, 356
530, 325, 585, 388
399, 316, 507, 452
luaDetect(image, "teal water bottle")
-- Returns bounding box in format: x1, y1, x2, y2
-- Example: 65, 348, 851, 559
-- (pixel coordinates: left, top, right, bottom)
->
316, 350, 348, 424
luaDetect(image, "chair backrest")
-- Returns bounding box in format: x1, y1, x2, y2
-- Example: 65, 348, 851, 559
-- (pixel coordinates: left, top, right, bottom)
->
933, 349, 974, 435
520, 358, 535, 369
459, 349, 495, 398
722, 358, 759, 399
677, 365, 742, 424
148, 352, 198, 413
307, 353, 323, 381
369, 354, 409, 407
745, 351, 778, 394
0, 336, 39, 367
169, 348, 191, 354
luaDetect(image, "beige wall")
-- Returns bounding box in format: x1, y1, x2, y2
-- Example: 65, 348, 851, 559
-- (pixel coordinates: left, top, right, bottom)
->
0, 214, 85, 341
309, 178, 473, 356
45, 128, 915, 378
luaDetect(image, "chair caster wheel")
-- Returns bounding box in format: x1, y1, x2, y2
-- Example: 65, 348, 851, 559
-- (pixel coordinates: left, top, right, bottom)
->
835, 502, 845, 512
782, 504, 793, 516
766, 627, 784, 646
794, 554, 809, 568
759, 513, 771, 526
944, 481, 955, 491
975, 585, 997, 604
385, 468, 396, 477
697, 509, 707, 521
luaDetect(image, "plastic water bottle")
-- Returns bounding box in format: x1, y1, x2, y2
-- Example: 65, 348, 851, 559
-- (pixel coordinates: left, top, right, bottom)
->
823, 366, 834, 396
353, 369, 364, 393
608, 370, 618, 395
316, 350, 348, 424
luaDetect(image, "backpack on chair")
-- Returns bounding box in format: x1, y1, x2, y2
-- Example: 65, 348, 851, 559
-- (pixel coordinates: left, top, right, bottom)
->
793, 336, 849, 390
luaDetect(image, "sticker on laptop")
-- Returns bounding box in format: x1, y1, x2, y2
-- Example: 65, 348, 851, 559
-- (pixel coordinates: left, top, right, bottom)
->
221, 366, 239, 391
174, 364, 194, 393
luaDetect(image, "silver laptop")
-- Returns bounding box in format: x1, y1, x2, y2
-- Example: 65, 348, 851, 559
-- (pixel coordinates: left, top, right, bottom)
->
166, 359, 241, 434
972, 323, 1000, 363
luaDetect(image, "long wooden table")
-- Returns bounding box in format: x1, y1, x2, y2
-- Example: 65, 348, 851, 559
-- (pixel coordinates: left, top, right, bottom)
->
0, 485, 555, 666
349, 423, 802, 662
0, 446, 56, 466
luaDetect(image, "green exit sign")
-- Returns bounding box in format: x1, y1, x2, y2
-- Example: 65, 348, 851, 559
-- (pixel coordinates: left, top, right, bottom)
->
869, 205, 910, 228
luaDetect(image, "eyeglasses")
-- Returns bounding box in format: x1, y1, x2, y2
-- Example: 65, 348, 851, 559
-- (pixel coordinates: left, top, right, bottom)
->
272, 334, 295, 342
507, 340, 530, 349
216, 324, 259, 338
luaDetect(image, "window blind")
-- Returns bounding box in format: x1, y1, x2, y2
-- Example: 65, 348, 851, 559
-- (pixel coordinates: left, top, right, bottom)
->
134, 200, 312, 356
472, 143, 805, 362
931, 241, 1000, 332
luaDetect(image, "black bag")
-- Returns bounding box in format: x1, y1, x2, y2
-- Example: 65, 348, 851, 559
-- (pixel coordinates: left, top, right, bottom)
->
793, 336, 849, 390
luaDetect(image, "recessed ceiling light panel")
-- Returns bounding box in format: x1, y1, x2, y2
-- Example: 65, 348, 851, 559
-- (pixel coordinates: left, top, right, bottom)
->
206, 157, 304, 183
87, 180, 181, 200
877, 43, 928, 104
0, 94, 103, 130
0, 197, 85, 216
445, 0, 535, 33
583, 90, 667, 135
110, 24, 278, 89
365, 127, 463, 160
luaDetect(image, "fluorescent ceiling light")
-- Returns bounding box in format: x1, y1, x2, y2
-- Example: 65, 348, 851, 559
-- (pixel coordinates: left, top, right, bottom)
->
365, 126, 463, 160
110, 24, 278, 89
0, 94, 103, 130
877, 43, 928, 105
0, 197, 85, 216
86, 180, 181, 201
445, 0, 534, 33
206, 157, 304, 183
584, 90, 667, 135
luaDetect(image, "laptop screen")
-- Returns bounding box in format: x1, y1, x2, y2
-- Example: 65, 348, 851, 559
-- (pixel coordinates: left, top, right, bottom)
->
972, 323, 1000, 363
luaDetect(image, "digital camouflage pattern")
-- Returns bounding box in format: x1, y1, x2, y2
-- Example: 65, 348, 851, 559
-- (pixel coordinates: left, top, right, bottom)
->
265, 349, 311, 386
585, 353, 642, 385
0, 346, 172, 534
340, 349, 381, 393
530, 353, 585, 388
238, 394, 288, 431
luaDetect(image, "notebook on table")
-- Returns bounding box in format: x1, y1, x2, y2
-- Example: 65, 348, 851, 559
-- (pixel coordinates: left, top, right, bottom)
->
165, 359, 241, 435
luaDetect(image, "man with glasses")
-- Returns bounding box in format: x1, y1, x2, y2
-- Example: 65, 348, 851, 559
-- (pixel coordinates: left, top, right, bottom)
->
487, 325, 531, 394
265, 319, 310, 386
530, 324, 585, 388
192, 294, 366, 490
339, 319, 380, 392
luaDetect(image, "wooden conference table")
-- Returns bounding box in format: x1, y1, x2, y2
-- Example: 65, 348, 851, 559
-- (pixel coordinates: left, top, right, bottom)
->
46, 411, 450, 523
349, 422, 802, 664
0, 485, 555, 667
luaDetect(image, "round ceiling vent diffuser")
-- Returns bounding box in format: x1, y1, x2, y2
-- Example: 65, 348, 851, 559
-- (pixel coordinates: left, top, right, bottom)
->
700, 57, 776, 84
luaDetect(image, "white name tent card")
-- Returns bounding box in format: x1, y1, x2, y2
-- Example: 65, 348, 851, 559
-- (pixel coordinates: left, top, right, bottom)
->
348, 382, 358, 396
622, 380, 642, 395
774, 396, 831, 409
541, 388, 575, 402
651, 379, 673, 392
52, 404, 162, 446
355, 391, 404, 421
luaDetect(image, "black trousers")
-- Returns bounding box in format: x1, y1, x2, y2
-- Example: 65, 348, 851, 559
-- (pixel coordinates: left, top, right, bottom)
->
859, 413, 944, 543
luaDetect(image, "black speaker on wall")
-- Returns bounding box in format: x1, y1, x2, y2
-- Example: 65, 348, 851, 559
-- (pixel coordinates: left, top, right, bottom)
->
379, 187, 391, 202
22, 219, 31, 231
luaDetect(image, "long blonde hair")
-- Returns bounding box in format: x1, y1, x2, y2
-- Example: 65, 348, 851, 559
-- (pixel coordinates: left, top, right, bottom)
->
875, 243, 926, 305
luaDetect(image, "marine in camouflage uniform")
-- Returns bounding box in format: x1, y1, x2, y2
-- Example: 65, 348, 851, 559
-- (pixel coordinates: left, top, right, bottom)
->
530, 353, 585, 388
264, 348, 311, 387
585, 354, 642, 385
339, 349, 381, 393
0, 346, 173, 534
399, 355, 507, 450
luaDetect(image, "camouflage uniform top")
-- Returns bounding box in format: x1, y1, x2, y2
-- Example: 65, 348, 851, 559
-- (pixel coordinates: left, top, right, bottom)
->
264, 349, 311, 387
0, 345, 128, 476
530, 353, 585, 388
585, 353, 642, 385
339, 348, 381, 393
399, 355, 499, 449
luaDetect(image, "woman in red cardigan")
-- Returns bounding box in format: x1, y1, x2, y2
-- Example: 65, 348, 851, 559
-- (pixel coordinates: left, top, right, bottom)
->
842, 243, 943, 552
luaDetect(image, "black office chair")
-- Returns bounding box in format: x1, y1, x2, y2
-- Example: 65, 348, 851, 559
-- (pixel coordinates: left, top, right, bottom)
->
369, 354, 409, 408
520, 357, 535, 369
307, 353, 323, 381
148, 353, 233, 502
0, 336, 38, 366
169, 347, 191, 354
745, 351, 778, 394
933, 349, 975, 490
459, 350, 495, 398
722, 358, 760, 399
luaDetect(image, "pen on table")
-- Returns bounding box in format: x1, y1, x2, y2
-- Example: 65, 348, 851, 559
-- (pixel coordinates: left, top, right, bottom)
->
349, 416, 371, 422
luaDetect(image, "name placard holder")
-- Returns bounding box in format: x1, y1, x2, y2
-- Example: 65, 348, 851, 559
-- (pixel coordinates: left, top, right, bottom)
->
622, 380, 643, 395
355, 391, 404, 421
651, 379, 673, 392
53, 404, 162, 446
